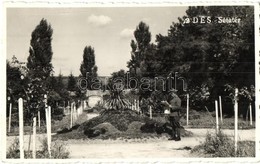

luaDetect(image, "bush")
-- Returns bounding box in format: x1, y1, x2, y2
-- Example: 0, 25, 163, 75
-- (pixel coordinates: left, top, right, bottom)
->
6, 138, 20, 159
6, 137, 70, 159
191, 130, 255, 157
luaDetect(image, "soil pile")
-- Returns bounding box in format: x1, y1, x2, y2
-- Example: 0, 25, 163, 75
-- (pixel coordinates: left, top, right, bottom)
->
77, 109, 192, 139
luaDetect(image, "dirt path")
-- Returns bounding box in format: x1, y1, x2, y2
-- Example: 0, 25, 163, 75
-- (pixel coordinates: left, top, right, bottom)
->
67, 137, 199, 158
66, 128, 255, 158
6, 128, 255, 158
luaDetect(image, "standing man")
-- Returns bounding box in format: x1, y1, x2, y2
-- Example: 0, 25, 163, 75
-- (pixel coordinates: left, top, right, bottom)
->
162, 89, 182, 141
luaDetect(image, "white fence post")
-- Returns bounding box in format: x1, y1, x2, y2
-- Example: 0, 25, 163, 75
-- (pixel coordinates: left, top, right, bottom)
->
234, 88, 238, 156
149, 106, 152, 119
74, 103, 77, 120
215, 100, 219, 133
137, 100, 139, 112
70, 103, 73, 128
8, 103, 12, 133
18, 98, 24, 159
38, 110, 41, 128
45, 106, 51, 157
33, 117, 36, 159
219, 96, 223, 123
134, 100, 137, 111
186, 94, 189, 126
249, 103, 252, 126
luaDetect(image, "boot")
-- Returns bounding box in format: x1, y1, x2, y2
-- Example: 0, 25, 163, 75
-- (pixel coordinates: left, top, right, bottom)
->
168, 129, 177, 140
175, 128, 181, 141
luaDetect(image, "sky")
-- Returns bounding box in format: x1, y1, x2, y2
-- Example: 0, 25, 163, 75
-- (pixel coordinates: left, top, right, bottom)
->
6, 7, 187, 76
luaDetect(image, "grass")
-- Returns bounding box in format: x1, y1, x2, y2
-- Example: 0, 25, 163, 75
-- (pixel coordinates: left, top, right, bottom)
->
7, 111, 90, 136
154, 110, 255, 129
191, 130, 255, 157
6, 137, 70, 159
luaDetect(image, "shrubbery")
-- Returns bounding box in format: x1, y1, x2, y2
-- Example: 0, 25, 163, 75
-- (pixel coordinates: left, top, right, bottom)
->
191, 130, 255, 157
6, 138, 70, 159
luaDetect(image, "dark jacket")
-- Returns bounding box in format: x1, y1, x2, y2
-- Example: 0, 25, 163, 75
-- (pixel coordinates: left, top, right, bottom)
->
168, 93, 182, 117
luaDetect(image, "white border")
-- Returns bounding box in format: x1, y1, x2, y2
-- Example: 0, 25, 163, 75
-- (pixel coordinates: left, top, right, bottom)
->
1, 1, 259, 163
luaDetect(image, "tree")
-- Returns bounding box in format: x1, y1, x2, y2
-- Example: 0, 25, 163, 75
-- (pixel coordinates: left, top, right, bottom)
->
26, 18, 53, 116
155, 6, 254, 112
80, 46, 98, 90
67, 72, 77, 92
127, 21, 155, 77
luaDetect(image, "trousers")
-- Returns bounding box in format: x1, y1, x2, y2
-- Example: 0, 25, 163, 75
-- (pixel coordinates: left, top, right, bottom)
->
168, 115, 181, 138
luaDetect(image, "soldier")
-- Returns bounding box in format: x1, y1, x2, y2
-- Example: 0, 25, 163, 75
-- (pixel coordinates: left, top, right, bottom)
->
161, 89, 182, 141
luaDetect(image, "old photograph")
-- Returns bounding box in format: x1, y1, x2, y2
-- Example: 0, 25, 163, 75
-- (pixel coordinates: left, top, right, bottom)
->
2, 1, 259, 162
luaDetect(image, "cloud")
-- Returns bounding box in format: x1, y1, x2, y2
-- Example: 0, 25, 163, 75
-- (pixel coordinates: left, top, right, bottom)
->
88, 14, 112, 26
120, 28, 134, 38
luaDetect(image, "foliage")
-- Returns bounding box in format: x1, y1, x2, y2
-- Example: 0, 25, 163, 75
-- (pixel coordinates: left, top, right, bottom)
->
127, 21, 157, 79
6, 138, 20, 158
6, 137, 70, 159
80, 46, 98, 90
26, 18, 54, 117
67, 72, 77, 92
38, 138, 70, 159
106, 89, 131, 110
191, 130, 255, 157
124, 6, 255, 115
6, 58, 27, 102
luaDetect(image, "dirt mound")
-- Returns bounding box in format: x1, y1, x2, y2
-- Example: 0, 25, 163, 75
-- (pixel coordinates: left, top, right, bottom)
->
126, 121, 145, 134
75, 109, 193, 139
78, 109, 151, 132
84, 122, 121, 138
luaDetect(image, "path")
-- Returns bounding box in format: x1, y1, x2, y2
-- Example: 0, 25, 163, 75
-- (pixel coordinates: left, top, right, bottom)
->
66, 128, 255, 158
6, 128, 255, 158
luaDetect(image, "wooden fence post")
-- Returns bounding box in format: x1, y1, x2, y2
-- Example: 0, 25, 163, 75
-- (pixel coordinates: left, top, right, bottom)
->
219, 96, 223, 123
74, 103, 77, 120
33, 117, 36, 159
215, 100, 219, 133
137, 100, 139, 112
234, 88, 238, 156
45, 106, 51, 157
134, 99, 137, 111
70, 103, 73, 128
186, 94, 189, 126
81, 100, 84, 114
38, 111, 40, 128
249, 103, 253, 126
8, 103, 12, 133
149, 106, 152, 119
18, 98, 24, 159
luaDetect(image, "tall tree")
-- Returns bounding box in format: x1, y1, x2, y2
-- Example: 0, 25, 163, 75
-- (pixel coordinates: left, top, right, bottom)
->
67, 72, 77, 92
26, 18, 53, 116
80, 46, 98, 90
155, 6, 254, 112
127, 21, 154, 77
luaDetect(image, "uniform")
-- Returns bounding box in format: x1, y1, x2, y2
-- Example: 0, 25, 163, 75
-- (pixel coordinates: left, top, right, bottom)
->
164, 91, 182, 141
